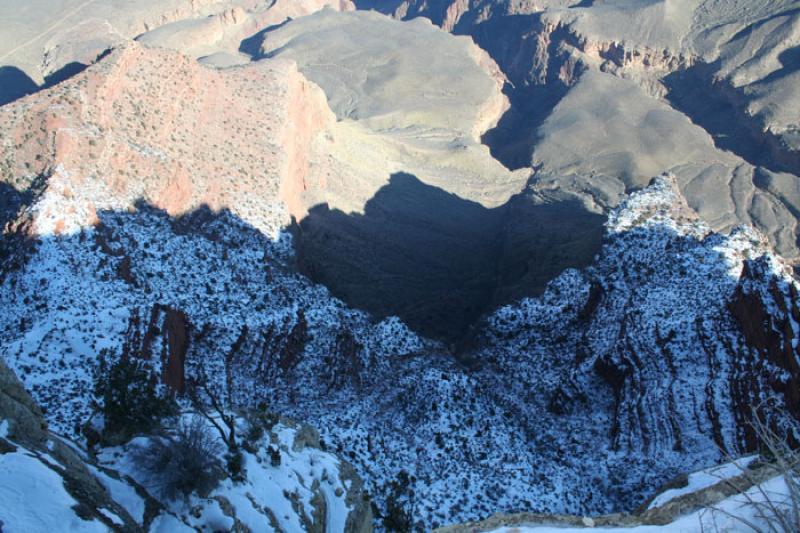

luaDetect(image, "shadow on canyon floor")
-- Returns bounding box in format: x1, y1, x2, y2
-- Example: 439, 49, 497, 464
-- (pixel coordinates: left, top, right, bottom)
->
481, 82, 569, 170
291, 172, 605, 345
0, 47, 115, 106
462, 13, 579, 171
0, 62, 91, 106
0, 173, 604, 349
0, 66, 39, 106
238, 19, 292, 59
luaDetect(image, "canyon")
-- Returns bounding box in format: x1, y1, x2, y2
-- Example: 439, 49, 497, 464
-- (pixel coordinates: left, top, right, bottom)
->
2, 0, 800, 531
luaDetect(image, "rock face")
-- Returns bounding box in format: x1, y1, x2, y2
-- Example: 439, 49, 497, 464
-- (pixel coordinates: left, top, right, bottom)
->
3, 169, 800, 529
0, 40, 333, 238
530, 69, 800, 262
729, 256, 800, 444
121, 305, 190, 394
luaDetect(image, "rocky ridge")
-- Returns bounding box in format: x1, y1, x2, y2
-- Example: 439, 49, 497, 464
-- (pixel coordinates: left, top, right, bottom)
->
0, 40, 335, 239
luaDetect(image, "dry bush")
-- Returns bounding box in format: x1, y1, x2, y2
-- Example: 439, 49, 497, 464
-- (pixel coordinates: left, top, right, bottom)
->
134, 416, 224, 500
704, 405, 800, 533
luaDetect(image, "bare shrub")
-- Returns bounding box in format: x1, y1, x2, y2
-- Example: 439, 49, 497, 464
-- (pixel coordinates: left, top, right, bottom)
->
704, 404, 800, 533
134, 416, 224, 500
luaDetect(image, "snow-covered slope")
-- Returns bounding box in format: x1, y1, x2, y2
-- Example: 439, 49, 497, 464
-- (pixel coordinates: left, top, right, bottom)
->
2, 174, 800, 530
452, 476, 797, 532
435, 455, 793, 532
0, 357, 371, 532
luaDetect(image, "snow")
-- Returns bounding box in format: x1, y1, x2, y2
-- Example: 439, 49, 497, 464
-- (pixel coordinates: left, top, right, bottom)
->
149, 513, 196, 533
189, 499, 235, 531
647, 455, 758, 509
0, 449, 107, 533
88, 465, 146, 525
2, 174, 799, 528
0, 419, 8, 438
199, 421, 353, 532
488, 476, 793, 533
95, 416, 355, 532
97, 508, 123, 526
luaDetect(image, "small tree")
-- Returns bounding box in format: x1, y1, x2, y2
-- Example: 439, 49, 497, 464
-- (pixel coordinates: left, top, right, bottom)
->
383, 470, 415, 532
187, 373, 237, 451
187, 365, 244, 481
93, 351, 177, 443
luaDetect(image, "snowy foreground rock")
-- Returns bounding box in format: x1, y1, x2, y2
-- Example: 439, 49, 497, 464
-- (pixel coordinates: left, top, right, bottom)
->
2, 174, 800, 531
0, 360, 371, 532
436, 456, 795, 532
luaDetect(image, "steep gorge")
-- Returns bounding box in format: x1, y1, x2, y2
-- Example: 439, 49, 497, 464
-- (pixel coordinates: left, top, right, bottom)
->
3, 1, 800, 531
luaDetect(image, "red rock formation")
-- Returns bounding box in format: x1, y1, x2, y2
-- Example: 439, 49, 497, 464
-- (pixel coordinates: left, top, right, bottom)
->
729, 258, 800, 431
279, 310, 309, 371
0, 41, 334, 237
162, 307, 189, 394
121, 304, 189, 394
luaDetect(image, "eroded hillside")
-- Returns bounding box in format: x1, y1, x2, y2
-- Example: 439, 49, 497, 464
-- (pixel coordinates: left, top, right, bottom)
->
2, 1, 800, 532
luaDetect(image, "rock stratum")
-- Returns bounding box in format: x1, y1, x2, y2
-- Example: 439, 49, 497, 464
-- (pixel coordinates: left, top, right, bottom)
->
1, 0, 800, 532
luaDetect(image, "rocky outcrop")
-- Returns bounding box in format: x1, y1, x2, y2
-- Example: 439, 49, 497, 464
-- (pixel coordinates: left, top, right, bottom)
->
0, 359, 48, 446
433, 458, 780, 532
0, 41, 335, 238
260, 9, 508, 141
120, 305, 189, 394
135, 0, 356, 63
161, 308, 189, 394
277, 62, 336, 220
0, 361, 142, 531
729, 256, 800, 444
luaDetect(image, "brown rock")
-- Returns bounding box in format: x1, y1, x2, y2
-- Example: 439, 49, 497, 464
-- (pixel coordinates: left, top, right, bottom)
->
162, 307, 189, 394
729, 258, 800, 444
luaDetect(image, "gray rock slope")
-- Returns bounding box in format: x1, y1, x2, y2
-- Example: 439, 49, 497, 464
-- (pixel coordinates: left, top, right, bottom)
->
361, 0, 800, 264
